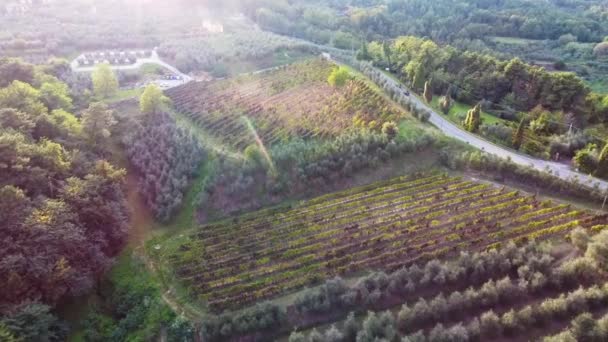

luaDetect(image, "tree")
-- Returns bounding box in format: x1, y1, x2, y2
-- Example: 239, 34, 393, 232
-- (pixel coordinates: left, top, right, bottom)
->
512, 119, 526, 150
356, 311, 396, 342
464, 104, 482, 133
324, 325, 344, 342
0, 108, 35, 135
357, 41, 370, 61
343, 312, 360, 341
91, 63, 118, 98
0, 303, 66, 341
573, 144, 598, 174
594, 42, 608, 57
383, 40, 392, 69
480, 310, 502, 337
288, 331, 306, 342
596, 143, 608, 176
139, 84, 170, 114
570, 313, 598, 342
0, 58, 35, 87
81, 102, 116, 147
39, 81, 73, 111
381, 121, 398, 140
570, 227, 590, 252
585, 230, 608, 269
423, 81, 432, 103
328, 67, 351, 87
439, 95, 452, 114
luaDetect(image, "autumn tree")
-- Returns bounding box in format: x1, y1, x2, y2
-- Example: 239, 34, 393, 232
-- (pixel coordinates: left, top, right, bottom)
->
381, 121, 399, 140
596, 143, 608, 176
439, 95, 452, 114
91, 63, 118, 98
140, 84, 170, 114
464, 103, 482, 132
423, 81, 433, 102
512, 119, 526, 150
328, 66, 350, 87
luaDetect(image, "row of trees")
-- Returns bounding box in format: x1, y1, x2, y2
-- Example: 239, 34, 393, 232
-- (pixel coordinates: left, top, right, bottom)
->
207, 127, 436, 215
293, 242, 550, 316
242, 0, 608, 46
0, 58, 130, 339
290, 284, 608, 342
363, 36, 594, 121
124, 111, 206, 222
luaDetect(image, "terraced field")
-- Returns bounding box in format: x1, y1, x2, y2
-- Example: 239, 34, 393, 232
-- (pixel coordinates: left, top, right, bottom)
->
154, 174, 608, 311
164, 58, 405, 149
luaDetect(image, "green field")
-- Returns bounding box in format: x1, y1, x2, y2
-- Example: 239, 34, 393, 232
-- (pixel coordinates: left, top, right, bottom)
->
429, 97, 506, 125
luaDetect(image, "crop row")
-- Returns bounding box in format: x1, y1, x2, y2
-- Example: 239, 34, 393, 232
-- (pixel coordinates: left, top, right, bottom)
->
158, 175, 607, 311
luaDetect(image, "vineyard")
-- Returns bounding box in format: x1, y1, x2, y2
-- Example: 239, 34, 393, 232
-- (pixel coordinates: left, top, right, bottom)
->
164, 58, 405, 150
153, 173, 608, 312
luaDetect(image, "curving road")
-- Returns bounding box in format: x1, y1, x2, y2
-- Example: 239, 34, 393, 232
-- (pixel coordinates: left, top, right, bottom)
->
372, 66, 608, 192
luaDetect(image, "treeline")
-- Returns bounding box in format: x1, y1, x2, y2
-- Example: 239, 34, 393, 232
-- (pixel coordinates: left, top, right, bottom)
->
0, 58, 129, 339
240, 0, 608, 46
361, 36, 606, 123
123, 111, 206, 222
289, 230, 608, 341
205, 127, 437, 216
439, 146, 608, 203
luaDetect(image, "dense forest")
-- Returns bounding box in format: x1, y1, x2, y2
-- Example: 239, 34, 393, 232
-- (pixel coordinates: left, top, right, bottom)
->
242, 0, 608, 45
0, 58, 129, 340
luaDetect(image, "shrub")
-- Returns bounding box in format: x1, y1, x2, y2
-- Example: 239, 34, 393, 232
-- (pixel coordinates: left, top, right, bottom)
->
324, 325, 344, 342
569, 227, 590, 252
289, 331, 306, 342
356, 311, 397, 342
585, 230, 608, 268
479, 311, 502, 337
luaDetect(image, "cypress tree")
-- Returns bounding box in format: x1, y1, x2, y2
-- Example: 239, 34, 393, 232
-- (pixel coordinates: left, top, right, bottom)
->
464, 104, 482, 132
512, 119, 525, 150
424, 81, 433, 103
439, 95, 452, 114
596, 143, 608, 176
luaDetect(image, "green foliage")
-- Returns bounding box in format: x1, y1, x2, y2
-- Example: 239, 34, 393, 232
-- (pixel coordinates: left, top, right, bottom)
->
573, 144, 599, 174
328, 66, 350, 87
0, 59, 129, 329
0, 58, 34, 88
381, 121, 399, 140
91, 63, 118, 98
0, 303, 66, 342
512, 119, 526, 150
464, 104, 482, 132
81, 102, 116, 148
139, 84, 170, 114
596, 143, 608, 177
81, 254, 194, 342
585, 230, 608, 269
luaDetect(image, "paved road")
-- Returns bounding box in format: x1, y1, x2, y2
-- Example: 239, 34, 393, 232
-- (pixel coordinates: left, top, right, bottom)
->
70, 50, 193, 83
372, 66, 608, 192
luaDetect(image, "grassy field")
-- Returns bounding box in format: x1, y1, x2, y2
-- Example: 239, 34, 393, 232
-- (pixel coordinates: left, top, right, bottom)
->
429, 97, 505, 125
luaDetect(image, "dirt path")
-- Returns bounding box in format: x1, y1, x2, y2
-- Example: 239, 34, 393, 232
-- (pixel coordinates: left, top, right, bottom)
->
125, 171, 156, 246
